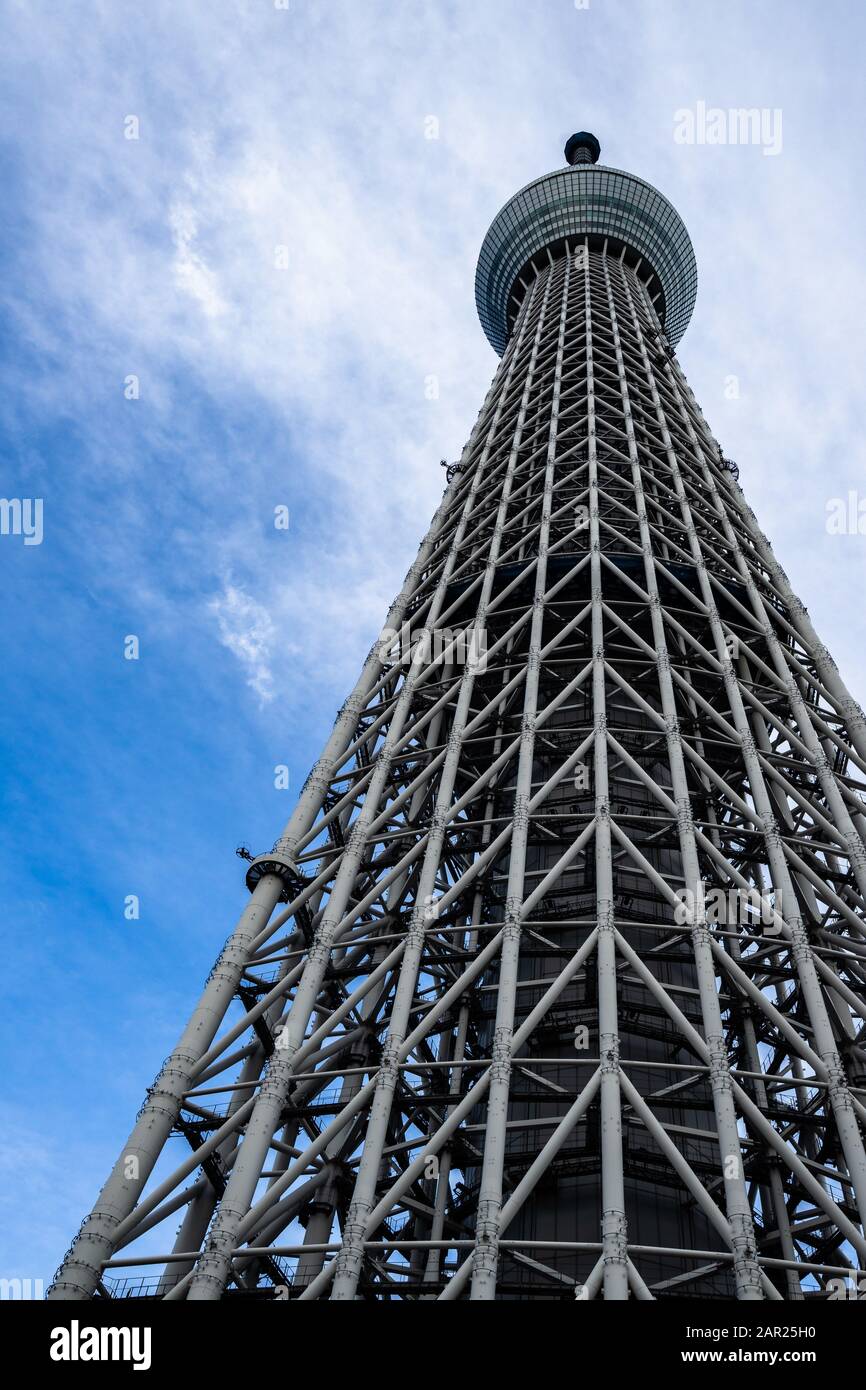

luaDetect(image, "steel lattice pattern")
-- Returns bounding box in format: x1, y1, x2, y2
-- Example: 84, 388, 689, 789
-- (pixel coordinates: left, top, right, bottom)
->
51, 237, 866, 1303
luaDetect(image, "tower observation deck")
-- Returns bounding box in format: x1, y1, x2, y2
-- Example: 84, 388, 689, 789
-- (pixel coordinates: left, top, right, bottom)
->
476, 131, 696, 355
51, 133, 866, 1302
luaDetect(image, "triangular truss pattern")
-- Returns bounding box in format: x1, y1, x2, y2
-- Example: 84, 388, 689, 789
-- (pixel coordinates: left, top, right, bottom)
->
51, 241, 866, 1301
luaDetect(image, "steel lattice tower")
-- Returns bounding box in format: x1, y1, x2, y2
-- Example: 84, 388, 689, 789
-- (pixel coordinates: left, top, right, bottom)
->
51, 133, 866, 1302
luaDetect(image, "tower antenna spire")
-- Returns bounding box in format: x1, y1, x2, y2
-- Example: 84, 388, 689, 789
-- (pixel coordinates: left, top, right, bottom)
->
564, 129, 601, 164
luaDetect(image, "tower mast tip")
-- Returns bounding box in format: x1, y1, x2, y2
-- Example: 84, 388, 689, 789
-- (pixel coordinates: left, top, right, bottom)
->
564, 131, 601, 165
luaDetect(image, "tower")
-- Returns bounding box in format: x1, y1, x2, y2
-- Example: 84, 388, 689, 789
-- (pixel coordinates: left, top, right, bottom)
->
51, 132, 866, 1302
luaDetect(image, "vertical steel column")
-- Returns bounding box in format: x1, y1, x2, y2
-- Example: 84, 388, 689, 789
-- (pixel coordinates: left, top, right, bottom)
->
726, 933, 803, 1299
585, 244, 629, 1300
48, 870, 286, 1301
422, 639, 519, 1293
610, 256, 763, 1297
470, 255, 570, 1299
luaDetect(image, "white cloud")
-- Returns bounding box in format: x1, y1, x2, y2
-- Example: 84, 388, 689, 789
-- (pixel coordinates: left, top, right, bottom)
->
169, 202, 227, 320
209, 582, 277, 705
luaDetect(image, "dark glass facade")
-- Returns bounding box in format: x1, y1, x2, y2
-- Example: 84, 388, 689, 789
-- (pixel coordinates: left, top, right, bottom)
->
476, 164, 697, 355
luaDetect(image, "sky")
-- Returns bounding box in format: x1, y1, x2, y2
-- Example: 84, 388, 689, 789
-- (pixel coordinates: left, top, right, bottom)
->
1, 0, 865, 1292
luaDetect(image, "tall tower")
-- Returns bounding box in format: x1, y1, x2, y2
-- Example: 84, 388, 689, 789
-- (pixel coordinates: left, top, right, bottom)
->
51, 133, 866, 1302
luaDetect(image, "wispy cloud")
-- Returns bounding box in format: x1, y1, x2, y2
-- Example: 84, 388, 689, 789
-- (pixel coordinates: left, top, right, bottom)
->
209, 581, 277, 705
169, 202, 227, 320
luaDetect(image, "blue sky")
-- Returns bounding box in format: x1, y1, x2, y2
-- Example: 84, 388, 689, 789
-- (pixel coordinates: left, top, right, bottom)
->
1, 0, 865, 1289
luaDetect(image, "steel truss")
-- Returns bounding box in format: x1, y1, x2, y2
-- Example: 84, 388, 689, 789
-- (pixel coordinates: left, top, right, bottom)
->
50, 237, 866, 1302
